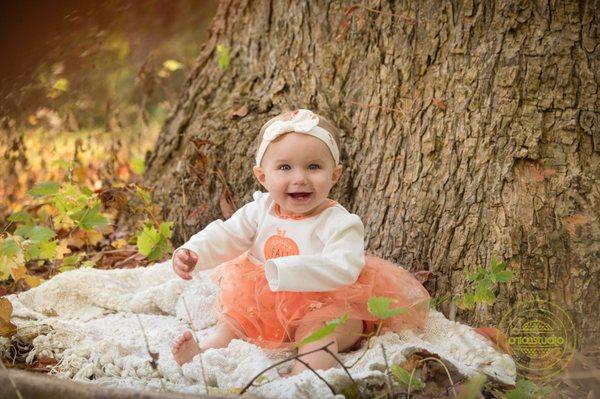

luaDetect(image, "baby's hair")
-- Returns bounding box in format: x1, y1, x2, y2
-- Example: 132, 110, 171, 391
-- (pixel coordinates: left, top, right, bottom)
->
256, 110, 344, 157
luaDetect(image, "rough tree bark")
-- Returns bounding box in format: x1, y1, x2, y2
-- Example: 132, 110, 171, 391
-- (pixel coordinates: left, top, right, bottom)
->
143, 0, 599, 346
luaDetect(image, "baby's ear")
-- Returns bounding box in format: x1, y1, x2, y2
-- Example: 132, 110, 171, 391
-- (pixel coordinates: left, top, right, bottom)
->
253, 165, 266, 186
332, 164, 343, 184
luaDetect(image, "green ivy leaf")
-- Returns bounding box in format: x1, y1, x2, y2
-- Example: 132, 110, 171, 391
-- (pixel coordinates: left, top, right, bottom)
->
8, 211, 35, 226
70, 203, 107, 230
216, 44, 230, 69
297, 314, 348, 347
367, 296, 408, 319
474, 286, 495, 305
28, 181, 60, 198
390, 364, 425, 391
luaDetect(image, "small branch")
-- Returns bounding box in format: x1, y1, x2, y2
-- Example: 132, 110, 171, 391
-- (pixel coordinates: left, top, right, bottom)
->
295, 358, 337, 395
181, 296, 209, 395
380, 344, 394, 398
135, 315, 166, 391
407, 357, 457, 399
323, 347, 365, 399
240, 341, 337, 395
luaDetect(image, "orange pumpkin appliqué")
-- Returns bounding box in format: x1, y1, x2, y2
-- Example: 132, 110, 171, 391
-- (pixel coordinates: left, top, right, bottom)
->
264, 229, 299, 260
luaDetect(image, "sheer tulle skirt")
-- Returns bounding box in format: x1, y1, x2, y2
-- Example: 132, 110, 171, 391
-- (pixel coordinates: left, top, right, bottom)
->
211, 252, 430, 349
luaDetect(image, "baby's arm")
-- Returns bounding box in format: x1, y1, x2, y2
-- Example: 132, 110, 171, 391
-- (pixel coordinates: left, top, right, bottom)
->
264, 213, 365, 292
172, 194, 260, 277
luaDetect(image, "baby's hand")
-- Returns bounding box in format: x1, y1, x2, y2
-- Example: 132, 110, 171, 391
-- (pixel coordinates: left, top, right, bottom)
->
173, 249, 198, 280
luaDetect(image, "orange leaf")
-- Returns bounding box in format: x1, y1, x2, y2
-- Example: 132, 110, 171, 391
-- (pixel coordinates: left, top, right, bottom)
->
24, 274, 44, 288
232, 105, 249, 118
0, 297, 17, 338
432, 98, 447, 111
10, 264, 28, 281
473, 326, 513, 355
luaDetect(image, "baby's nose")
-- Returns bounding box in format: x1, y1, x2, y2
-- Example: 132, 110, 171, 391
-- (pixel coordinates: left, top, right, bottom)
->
292, 170, 308, 183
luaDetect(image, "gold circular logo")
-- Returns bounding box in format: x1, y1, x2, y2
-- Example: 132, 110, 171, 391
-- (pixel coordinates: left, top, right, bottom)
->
499, 299, 576, 380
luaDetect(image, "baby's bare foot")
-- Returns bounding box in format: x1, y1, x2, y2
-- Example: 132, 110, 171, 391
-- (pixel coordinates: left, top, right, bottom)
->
171, 331, 202, 365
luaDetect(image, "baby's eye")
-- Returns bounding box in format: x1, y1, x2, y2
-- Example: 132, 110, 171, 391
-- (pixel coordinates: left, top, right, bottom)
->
308, 164, 320, 170
278, 164, 291, 171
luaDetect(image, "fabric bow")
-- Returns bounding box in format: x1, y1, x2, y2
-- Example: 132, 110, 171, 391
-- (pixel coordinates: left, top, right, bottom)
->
262, 109, 319, 142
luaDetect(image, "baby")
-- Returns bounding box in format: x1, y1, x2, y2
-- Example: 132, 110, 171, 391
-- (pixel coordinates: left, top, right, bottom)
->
171, 109, 430, 375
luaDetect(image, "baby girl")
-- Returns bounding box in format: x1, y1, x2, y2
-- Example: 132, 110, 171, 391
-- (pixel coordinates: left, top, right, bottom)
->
170, 109, 430, 375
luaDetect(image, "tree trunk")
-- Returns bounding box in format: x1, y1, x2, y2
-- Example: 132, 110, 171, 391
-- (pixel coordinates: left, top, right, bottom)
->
143, 0, 600, 347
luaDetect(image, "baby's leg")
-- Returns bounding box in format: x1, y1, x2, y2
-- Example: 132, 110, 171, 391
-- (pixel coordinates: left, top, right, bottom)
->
289, 318, 364, 376
172, 317, 242, 365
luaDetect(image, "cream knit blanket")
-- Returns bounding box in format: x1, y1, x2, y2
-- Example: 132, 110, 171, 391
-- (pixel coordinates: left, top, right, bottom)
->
1, 261, 516, 397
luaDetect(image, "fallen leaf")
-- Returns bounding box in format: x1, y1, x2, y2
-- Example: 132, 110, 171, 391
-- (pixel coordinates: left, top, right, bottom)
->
24, 274, 44, 288
219, 186, 236, 219
473, 326, 513, 355
232, 105, 249, 118
432, 98, 447, 111
0, 297, 17, 338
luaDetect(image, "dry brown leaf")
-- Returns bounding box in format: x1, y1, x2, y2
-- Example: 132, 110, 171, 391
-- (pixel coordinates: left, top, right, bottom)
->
473, 326, 513, 356
232, 105, 249, 118
432, 98, 447, 111
0, 297, 17, 338
219, 186, 236, 219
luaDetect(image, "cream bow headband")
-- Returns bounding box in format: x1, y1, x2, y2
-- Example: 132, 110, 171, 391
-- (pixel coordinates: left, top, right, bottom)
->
255, 109, 340, 166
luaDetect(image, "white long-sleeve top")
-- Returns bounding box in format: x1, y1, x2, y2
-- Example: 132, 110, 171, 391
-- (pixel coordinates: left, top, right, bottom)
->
173, 191, 365, 292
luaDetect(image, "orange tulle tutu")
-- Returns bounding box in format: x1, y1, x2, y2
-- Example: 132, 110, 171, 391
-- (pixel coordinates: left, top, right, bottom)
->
211, 252, 430, 349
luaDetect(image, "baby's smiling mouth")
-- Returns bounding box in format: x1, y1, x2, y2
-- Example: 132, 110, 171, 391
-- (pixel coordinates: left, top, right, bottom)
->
287, 192, 312, 199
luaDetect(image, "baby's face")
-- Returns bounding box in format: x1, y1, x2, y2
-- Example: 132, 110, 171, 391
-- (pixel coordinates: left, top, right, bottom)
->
253, 132, 342, 217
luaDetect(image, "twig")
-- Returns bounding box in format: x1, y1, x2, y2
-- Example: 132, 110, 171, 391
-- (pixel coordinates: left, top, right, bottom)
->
135, 315, 166, 391
294, 358, 337, 395
380, 344, 394, 398
181, 296, 209, 395
407, 357, 457, 399
240, 341, 337, 395
345, 322, 383, 368
323, 347, 365, 399
0, 358, 24, 399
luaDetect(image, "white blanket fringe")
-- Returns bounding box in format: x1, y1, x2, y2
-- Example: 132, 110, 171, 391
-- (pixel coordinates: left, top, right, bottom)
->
2, 260, 516, 398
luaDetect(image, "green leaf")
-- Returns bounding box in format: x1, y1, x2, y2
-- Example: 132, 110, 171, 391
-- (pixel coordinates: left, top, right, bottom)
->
61, 254, 83, 268
137, 225, 168, 261
367, 296, 408, 319
25, 240, 57, 260
135, 186, 152, 205
495, 270, 513, 282
0, 237, 20, 259
8, 211, 35, 226
505, 378, 540, 399
466, 268, 485, 282
491, 258, 507, 274
130, 157, 145, 175
81, 260, 95, 268
391, 364, 425, 391
70, 203, 107, 230
474, 286, 495, 305
163, 59, 183, 71
463, 292, 475, 307
28, 181, 60, 197
15, 225, 56, 242
216, 44, 230, 69
297, 314, 348, 347
456, 373, 487, 399
159, 221, 173, 239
